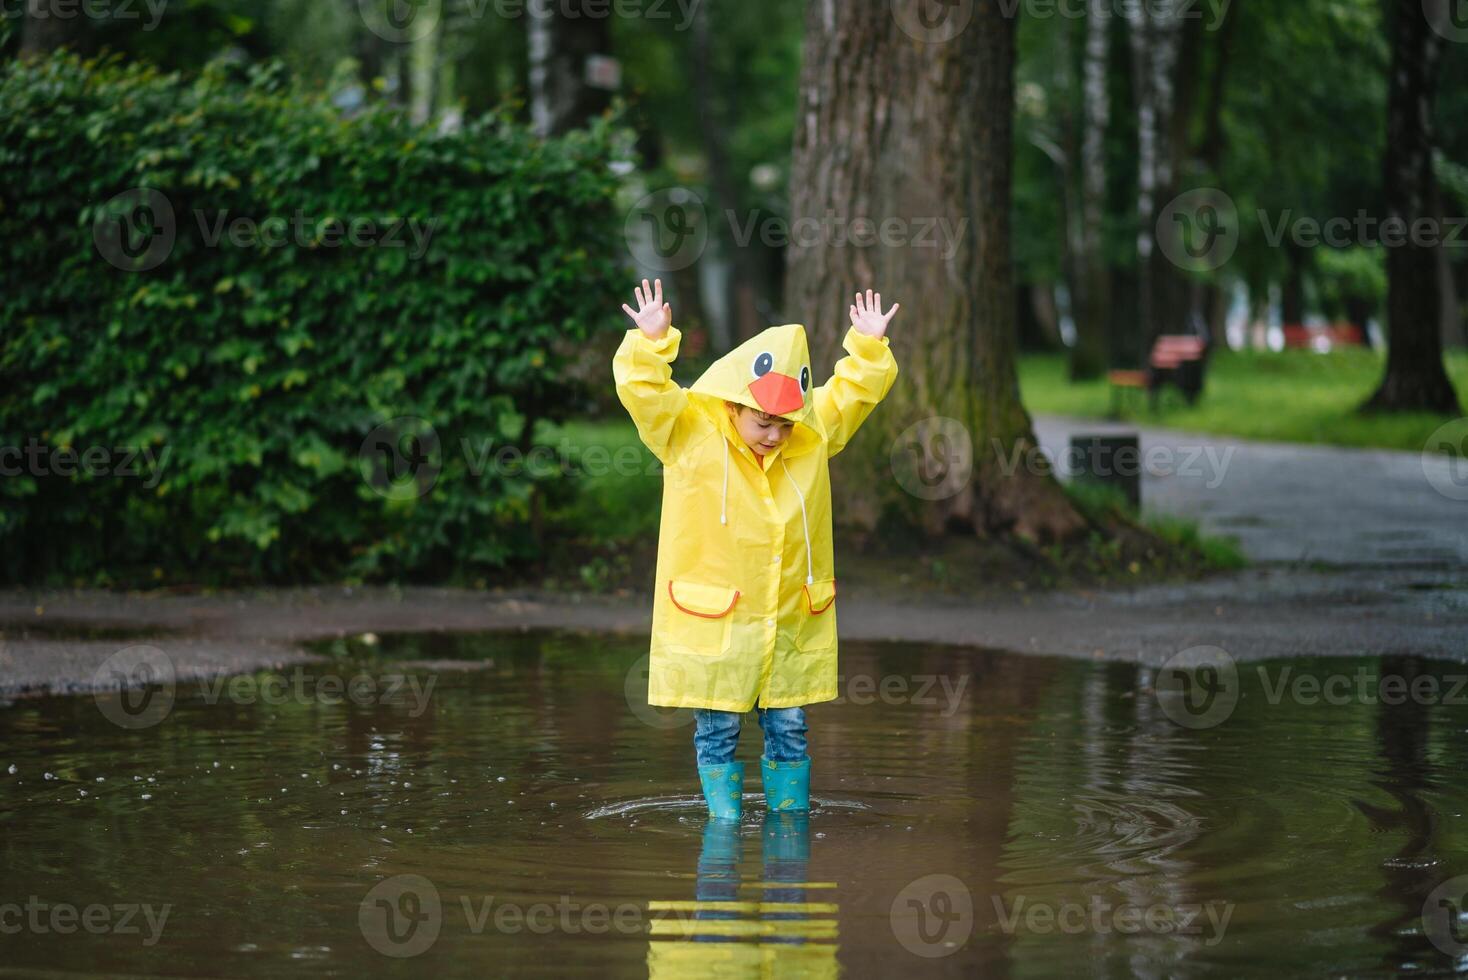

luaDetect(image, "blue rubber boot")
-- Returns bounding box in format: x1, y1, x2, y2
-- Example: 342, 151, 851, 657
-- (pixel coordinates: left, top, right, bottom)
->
761, 755, 811, 812
697, 761, 745, 821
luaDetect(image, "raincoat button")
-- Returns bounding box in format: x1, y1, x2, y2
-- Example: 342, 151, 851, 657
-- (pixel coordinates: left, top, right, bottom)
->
765, 619, 775, 628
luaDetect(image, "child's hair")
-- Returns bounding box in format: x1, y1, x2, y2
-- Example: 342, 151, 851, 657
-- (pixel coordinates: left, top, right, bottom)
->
726, 401, 793, 425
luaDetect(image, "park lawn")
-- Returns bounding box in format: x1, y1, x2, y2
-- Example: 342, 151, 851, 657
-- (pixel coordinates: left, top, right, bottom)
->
1018, 348, 1468, 454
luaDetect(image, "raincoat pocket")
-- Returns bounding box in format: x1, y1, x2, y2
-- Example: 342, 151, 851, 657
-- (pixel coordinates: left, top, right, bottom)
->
796, 578, 837, 652
665, 579, 740, 656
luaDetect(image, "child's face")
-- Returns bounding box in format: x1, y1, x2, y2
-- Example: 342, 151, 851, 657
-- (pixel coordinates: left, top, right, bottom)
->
726, 402, 794, 455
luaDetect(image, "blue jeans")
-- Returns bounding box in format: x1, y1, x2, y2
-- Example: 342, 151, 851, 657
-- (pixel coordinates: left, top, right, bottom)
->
694, 706, 808, 767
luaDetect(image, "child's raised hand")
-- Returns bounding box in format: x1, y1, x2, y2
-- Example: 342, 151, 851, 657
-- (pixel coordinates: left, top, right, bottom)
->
850, 288, 899, 339
623, 278, 672, 340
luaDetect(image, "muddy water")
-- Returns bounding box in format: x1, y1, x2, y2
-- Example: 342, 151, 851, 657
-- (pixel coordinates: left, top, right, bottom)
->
3, 631, 1468, 977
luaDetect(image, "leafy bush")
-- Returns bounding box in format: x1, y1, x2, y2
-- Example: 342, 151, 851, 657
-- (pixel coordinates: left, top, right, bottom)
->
0, 52, 630, 585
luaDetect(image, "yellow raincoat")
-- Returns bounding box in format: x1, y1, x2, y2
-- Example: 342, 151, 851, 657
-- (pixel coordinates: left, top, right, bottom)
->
613, 322, 898, 711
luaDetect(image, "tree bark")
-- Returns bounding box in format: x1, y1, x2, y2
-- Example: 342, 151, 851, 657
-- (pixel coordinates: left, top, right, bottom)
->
20, 0, 87, 56
1072, 0, 1112, 379
690, 0, 765, 348
527, 0, 613, 138
1364, 0, 1460, 413
785, 0, 1086, 543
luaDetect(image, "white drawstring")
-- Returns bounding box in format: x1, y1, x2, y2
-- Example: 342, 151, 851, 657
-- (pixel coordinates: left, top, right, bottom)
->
720, 441, 729, 525
781, 457, 815, 586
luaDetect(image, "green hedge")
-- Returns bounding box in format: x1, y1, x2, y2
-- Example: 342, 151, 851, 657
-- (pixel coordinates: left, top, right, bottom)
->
0, 53, 629, 585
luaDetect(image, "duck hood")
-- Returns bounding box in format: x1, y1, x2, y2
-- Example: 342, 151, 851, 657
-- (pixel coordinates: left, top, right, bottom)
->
688, 323, 825, 455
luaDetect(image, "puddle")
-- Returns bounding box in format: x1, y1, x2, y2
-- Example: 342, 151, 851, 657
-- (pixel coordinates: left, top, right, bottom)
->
3, 630, 1468, 976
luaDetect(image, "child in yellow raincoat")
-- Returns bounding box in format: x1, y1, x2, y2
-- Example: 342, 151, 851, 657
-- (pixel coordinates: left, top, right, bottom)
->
614, 278, 900, 821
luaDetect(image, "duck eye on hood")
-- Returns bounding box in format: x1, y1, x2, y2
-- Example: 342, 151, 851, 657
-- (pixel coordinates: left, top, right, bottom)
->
752, 351, 774, 378
799, 365, 810, 392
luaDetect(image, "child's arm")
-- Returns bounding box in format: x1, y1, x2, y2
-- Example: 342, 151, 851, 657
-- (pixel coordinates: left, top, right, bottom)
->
613, 278, 691, 465
814, 288, 901, 457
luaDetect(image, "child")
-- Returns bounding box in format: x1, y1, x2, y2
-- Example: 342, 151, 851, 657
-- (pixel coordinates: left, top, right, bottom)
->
613, 278, 899, 820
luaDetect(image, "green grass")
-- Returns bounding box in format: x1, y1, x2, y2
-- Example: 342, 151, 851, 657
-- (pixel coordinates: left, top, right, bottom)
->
1019, 348, 1468, 453
539, 419, 664, 541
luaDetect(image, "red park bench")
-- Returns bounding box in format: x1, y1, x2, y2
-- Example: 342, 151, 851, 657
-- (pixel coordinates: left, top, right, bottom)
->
1283, 323, 1365, 351
1107, 335, 1208, 413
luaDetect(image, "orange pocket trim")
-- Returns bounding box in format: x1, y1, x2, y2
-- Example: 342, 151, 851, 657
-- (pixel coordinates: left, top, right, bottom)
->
804, 581, 837, 615
667, 581, 740, 619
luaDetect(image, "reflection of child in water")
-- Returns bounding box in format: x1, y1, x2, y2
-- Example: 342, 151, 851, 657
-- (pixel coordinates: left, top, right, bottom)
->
614, 278, 900, 820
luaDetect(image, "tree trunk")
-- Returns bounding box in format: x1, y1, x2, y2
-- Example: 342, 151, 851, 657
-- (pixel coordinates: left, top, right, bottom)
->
1435, 179, 1466, 349
1126, 1, 1203, 343
527, 0, 613, 138
691, 0, 765, 348
408, 0, 442, 125
1364, 0, 1460, 413
20, 0, 86, 56
1072, 0, 1112, 380
785, 0, 1086, 543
